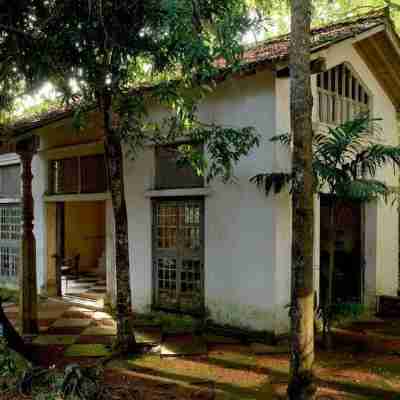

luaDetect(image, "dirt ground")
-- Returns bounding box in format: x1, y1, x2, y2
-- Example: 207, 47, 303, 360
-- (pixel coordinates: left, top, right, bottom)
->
2, 323, 400, 400
2, 302, 400, 400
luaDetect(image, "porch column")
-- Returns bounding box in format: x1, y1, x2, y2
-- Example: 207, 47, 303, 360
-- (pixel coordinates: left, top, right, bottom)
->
17, 139, 38, 335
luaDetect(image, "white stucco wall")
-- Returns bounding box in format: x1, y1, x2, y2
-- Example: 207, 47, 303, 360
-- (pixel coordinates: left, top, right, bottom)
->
120, 70, 282, 332
197, 71, 277, 331
315, 38, 399, 308
272, 36, 399, 314
24, 31, 399, 334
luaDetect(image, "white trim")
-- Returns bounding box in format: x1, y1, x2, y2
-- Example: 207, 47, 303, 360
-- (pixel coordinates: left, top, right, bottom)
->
145, 188, 212, 198
0, 198, 20, 204
0, 154, 20, 167
43, 192, 110, 202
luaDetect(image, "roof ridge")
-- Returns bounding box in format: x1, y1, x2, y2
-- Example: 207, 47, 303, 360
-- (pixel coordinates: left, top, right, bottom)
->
244, 7, 388, 52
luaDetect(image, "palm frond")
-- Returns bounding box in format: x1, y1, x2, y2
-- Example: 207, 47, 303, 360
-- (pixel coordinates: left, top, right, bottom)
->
357, 144, 400, 177
250, 173, 292, 196
270, 133, 291, 146
252, 115, 399, 205
336, 179, 391, 202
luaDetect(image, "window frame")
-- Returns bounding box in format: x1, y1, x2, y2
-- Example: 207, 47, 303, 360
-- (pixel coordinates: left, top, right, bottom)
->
48, 153, 108, 195
316, 62, 373, 127
154, 143, 205, 191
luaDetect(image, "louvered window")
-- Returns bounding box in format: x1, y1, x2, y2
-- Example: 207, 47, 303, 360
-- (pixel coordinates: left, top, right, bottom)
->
317, 64, 370, 125
155, 144, 204, 190
48, 154, 107, 195
0, 164, 20, 198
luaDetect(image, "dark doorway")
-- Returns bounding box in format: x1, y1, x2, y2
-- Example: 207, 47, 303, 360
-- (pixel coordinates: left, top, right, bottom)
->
320, 194, 363, 305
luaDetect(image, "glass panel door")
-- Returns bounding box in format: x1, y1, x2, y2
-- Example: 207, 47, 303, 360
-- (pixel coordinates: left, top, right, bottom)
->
153, 199, 204, 313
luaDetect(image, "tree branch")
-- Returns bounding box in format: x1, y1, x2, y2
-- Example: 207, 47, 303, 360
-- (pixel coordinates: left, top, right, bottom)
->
0, 24, 36, 39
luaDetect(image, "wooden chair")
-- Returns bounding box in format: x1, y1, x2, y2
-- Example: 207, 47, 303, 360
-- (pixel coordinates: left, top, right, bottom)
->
55, 254, 80, 291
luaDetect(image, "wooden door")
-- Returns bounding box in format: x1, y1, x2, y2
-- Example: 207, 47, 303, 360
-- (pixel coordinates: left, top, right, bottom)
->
152, 198, 204, 313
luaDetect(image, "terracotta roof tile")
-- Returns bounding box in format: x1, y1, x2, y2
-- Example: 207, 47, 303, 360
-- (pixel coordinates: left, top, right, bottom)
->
238, 8, 386, 67
1, 8, 389, 138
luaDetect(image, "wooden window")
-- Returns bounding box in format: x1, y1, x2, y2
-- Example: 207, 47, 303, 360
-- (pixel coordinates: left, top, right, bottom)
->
80, 155, 107, 193
0, 205, 21, 280
0, 164, 20, 198
152, 199, 204, 313
155, 144, 204, 190
317, 64, 370, 125
48, 154, 107, 195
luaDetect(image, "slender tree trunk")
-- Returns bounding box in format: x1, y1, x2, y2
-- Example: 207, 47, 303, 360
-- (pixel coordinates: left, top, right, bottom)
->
287, 1, 316, 399
102, 91, 136, 353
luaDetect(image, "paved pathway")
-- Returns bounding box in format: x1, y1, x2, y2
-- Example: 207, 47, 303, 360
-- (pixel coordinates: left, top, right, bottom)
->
3, 299, 288, 364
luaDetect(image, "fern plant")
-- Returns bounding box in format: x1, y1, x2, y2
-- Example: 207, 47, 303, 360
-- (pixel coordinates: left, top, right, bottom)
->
251, 114, 400, 347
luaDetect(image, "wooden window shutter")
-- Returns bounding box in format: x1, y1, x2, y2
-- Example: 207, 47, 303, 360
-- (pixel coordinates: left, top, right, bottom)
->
155, 144, 204, 190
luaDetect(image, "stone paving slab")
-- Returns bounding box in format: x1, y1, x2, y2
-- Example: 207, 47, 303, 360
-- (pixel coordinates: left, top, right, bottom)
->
161, 335, 207, 356
38, 302, 70, 311
38, 311, 67, 319
53, 318, 92, 328
64, 344, 112, 357
46, 327, 87, 335
33, 335, 78, 345
134, 327, 162, 345
93, 311, 113, 320
83, 291, 104, 299
82, 325, 117, 336
99, 319, 117, 327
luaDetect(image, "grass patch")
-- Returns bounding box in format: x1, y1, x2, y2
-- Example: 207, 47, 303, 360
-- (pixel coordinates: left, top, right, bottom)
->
64, 344, 112, 357
0, 287, 18, 304
134, 312, 202, 334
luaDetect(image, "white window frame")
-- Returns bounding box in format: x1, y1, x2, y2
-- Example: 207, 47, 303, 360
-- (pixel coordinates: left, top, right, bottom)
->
316, 62, 373, 127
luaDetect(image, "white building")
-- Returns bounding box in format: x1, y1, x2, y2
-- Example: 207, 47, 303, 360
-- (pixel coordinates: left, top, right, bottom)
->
1, 11, 399, 336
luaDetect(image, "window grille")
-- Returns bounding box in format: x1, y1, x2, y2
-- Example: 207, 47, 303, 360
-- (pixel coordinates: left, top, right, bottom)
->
317, 64, 370, 125
153, 199, 204, 313
0, 246, 18, 278
0, 205, 21, 280
0, 206, 21, 240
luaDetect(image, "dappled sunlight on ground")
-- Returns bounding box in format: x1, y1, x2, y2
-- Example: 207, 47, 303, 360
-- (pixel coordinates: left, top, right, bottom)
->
2, 299, 400, 399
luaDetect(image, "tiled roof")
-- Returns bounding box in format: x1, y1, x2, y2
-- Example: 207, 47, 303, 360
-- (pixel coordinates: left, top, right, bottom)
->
238, 8, 386, 67
1, 9, 389, 138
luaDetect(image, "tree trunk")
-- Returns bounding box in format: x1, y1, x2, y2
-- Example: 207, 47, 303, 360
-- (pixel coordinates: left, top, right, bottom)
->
102, 91, 137, 353
287, 1, 316, 399
0, 299, 32, 362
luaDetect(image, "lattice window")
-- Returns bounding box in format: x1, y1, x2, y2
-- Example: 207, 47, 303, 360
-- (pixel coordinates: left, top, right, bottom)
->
317, 64, 370, 125
0, 205, 20, 279
0, 246, 18, 278
48, 154, 107, 195
0, 206, 21, 240
153, 199, 204, 312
